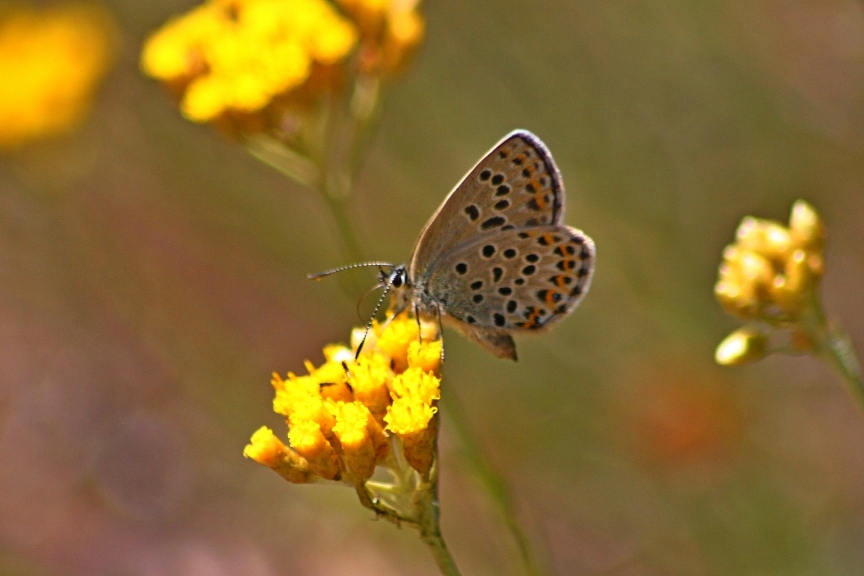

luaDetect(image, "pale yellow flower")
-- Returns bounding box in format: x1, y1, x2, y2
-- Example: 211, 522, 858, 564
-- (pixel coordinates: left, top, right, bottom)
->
715, 200, 824, 322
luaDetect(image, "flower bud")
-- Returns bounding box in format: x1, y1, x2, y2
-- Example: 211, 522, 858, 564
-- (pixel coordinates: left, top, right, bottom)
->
715, 328, 768, 366
789, 200, 825, 253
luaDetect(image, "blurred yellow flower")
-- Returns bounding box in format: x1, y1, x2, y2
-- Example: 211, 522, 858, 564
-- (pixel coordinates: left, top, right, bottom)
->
715, 200, 825, 322
245, 310, 441, 484
336, 0, 424, 75
0, 3, 114, 149
141, 0, 358, 124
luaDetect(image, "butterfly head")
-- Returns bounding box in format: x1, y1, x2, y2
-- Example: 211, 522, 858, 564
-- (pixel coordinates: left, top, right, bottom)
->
384, 264, 418, 316
384, 265, 408, 289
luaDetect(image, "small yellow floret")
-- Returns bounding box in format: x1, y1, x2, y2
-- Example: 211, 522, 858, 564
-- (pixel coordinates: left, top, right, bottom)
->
244, 426, 319, 483
289, 394, 335, 433
330, 400, 371, 446
323, 344, 354, 364
390, 366, 441, 407
375, 312, 438, 372
244, 426, 286, 465
407, 339, 442, 374
789, 200, 825, 253
329, 400, 377, 479
288, 420, 340, 479
347, 351, 392, 416
272, 373, 319, 416
288, 419, 325, 452
384, 397, 436, 435
384, 367, 440, 442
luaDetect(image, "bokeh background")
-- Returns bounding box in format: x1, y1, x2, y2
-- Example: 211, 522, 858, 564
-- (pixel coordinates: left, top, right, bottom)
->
3, 0, 864, 574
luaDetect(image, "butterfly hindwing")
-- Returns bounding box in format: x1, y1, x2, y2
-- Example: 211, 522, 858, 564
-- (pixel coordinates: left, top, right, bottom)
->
425, 225, 595, 334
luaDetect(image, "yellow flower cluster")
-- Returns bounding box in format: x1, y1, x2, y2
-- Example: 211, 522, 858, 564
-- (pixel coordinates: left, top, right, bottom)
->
140, 0, 359, 123
0, 4, 114, 149
244, 311, 442, 484
141, 0, 423, 130
715, 200, 825, 322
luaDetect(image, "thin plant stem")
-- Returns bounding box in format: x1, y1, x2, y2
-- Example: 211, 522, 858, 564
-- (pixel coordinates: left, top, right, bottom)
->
441, 392, 549, 576
245, 133, 366, 264
420, 520, 462, 576
797, 291, 864, 410
417, 463, 462, 576
821, 322, 864, 408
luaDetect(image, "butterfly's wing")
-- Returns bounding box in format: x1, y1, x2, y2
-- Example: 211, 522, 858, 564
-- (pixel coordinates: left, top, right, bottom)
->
425, 225, 595, 360
409, 130, 566, 276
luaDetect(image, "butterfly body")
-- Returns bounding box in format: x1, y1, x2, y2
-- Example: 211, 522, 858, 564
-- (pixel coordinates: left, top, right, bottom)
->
386, 130, 596, 360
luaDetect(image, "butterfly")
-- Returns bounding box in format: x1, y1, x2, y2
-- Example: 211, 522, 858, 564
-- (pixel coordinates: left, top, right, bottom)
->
313, 130, 595, 361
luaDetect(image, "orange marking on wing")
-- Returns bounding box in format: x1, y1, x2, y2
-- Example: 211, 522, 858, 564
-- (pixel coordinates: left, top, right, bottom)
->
524, 309, 542, 328
532, 186, 548, 209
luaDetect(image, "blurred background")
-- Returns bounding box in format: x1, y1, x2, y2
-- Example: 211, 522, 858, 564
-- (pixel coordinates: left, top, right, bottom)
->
2, 0, 864, 574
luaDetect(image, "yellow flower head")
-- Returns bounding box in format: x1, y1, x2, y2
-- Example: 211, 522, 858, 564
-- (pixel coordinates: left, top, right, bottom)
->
141, 0, 358, 125
245, 310, 442, 484
715, 200, 825, 322
0, 4, 115, 149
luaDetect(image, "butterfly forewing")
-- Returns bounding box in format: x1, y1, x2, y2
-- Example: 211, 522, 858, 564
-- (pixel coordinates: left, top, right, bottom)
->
410, 130, 566, 276
425, 225, 595, 332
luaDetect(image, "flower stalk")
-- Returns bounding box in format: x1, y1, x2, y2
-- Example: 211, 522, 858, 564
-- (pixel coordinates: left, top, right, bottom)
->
798, 291, 864, 408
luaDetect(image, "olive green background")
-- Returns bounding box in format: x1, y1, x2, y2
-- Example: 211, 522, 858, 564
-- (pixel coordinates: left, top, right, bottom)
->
2, 1, 864, 574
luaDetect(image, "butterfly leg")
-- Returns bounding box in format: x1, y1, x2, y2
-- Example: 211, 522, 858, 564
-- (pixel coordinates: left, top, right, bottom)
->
435, 305, 446, 363
413, 302, 423, 344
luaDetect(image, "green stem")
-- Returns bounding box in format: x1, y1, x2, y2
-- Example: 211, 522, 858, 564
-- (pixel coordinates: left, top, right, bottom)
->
801, 293, 864, 411
420, 521, 462, 576
819, 321, 864, 409
417, 473, 462, 576
441, 393, 548, 576
246, 133, 366, 265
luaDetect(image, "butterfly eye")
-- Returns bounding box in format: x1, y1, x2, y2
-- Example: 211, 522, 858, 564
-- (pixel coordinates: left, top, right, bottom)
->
390, 269, 406, 288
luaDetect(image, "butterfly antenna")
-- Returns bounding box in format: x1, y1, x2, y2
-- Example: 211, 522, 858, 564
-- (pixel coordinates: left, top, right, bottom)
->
308, 261, 396, 280
354, 275, 396, 359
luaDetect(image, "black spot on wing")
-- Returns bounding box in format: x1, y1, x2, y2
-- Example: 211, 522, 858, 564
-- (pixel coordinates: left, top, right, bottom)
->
481, 216, 506, 230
